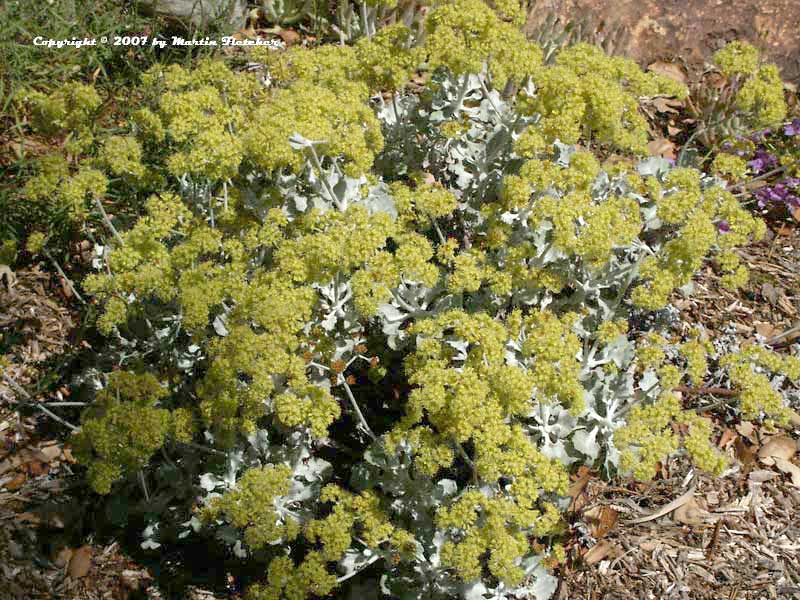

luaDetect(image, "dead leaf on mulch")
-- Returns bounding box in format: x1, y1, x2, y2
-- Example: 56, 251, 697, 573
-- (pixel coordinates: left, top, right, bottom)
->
761, 282, 779, 305
583, 505, 619, 538
568, 466, 593, 511
758, 436, 797, 466
773, 458, 800, 487
67, 545, 93, 579
754, 321, 782, 340
673, 497, 713, 526
53, 546, 73, 568
3, 471, 27, 491
583, 540, 619, 565
276, 29, 300, 45
735, 421, 757, 444
646, 137, 676, 159
748, 469, 778, 483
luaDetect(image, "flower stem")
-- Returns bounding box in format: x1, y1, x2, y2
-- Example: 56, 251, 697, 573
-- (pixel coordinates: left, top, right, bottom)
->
43, 250, 85, 304
94, 197, 125, 246
341, 375, 376, 441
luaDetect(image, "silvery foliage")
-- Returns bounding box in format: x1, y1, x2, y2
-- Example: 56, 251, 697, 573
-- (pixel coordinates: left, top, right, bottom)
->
187, 429, 333, 554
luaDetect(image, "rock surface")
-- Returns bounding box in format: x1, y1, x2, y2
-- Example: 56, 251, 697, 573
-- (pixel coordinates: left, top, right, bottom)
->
137, 0, 248, 29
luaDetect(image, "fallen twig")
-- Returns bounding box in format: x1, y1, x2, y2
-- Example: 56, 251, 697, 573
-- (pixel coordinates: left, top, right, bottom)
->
2, 373, 79, 432
675, 385, 738, 397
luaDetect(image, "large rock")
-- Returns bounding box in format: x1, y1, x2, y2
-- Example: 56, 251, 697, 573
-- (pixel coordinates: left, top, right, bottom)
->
138, 0, 248, 30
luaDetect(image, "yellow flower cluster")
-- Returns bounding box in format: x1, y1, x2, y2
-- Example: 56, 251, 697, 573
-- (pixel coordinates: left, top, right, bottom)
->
23, 155, 108, 222
518, 43, 686, 154
246, 484, 406, 600
713, 41, 760, 77
203, 464, 300, 548
247, 553, 337, 600
245, 81, 383, 177
720, 345, 800, 420
679, 338, 712, 385
597, 319, 629, 344
273, 385, 341, 438
711, 153, 748, 180
355, 24, 424, 92
392, 181, 459, 224
734, 64, 788, 129
436, 487, 562, 584
98, 136, 146, 180
276, 206, 396, 283
424, 0, 543, 89
632, 175, 764, 310
72, 371, 195, 494
385, 309, 569, 581
615, 391, 726, 479
20, 82, 101, 152
709, 42, 788, 129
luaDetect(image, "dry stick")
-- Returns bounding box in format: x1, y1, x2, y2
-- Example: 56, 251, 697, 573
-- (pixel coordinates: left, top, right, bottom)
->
674, 384, 738, 397
2, 373, 79, 432
767, 324, 800, 346
138, 470, 150, 502
94, 197, 124, 246
454, 437, 478, 484
43, 249, 86, 304
341, 376, 376, 441
728, 166, 787, 192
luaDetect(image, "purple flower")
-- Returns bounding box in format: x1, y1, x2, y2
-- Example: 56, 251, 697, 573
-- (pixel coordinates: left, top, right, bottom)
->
784, 118, 800, 136
717, 220, 731, 233
747, 150, 778, 173
755, 188, 770, 208
756, 182, 799, 208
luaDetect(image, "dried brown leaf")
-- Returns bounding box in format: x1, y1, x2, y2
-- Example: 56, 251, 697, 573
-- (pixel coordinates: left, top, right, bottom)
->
673, 497, 712, 526
748, 469, 778, 483
584, 505, 619, 538
773, 458, 800, 487
754, 322, 782, 340
67, 545, 93, 579
54, 547, 73, 568
735, 422, 756, 443
3, 472, 26, 491
583, 540, 618, 565
648, 61, 688, 86
761, 283, 779, 305
758, 436, 796, 466
646, 137, 677, 159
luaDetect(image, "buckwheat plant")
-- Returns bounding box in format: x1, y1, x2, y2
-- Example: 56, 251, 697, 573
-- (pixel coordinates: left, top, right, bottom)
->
31, 2, 799, 599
